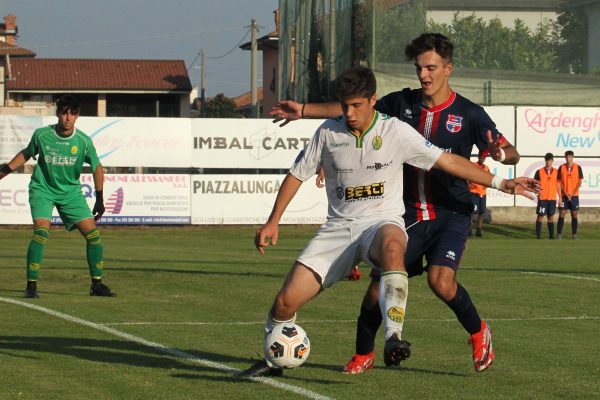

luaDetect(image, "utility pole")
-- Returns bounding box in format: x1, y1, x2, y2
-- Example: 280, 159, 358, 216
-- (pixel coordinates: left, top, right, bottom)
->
200, 48, 206, 109
250, 19, 259, 118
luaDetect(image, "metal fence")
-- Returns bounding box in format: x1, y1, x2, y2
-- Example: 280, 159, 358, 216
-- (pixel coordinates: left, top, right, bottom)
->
278, 0, 600, 106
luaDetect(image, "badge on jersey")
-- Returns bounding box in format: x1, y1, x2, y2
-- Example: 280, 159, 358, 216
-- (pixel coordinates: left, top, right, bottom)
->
372, 135, 382, 150
446, 114, 463, 133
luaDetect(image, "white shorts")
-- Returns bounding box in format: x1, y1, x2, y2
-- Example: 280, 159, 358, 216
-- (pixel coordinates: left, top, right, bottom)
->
297, 215, 406, 289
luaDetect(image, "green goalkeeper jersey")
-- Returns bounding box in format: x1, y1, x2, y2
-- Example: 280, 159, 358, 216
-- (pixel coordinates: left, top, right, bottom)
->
24, 124, 101, 199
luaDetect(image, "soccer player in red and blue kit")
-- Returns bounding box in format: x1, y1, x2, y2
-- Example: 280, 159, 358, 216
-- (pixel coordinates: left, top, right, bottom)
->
271, 33, 521, 373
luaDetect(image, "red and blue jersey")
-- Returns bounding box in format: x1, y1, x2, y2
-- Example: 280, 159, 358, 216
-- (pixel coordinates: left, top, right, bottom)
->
376, 88, 507, 220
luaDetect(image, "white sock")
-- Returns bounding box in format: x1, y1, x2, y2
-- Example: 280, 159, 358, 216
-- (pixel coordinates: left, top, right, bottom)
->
264, 312, 296, 336
378, 271, 408, 341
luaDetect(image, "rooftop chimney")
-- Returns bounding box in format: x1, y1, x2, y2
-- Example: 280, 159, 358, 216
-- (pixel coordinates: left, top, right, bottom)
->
3, 15, 18, 45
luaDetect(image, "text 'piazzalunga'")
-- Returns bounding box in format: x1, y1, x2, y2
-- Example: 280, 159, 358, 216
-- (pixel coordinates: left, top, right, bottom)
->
193, 179, 281, 194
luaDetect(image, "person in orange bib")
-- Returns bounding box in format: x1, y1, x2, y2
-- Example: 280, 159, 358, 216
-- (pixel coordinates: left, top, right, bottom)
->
468, 152, 489, 237
557, 150, 584, 239
534, 153, 561, 239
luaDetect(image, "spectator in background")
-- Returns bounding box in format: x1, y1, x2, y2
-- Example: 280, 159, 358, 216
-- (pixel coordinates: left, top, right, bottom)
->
557, 150, 583, 239
534, 153, 560, 239
468, 151, 489, 237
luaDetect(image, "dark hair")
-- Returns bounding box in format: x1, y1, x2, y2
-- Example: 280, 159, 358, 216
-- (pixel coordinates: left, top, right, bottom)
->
335, 66, 376, 101
56, 95, 81, 115
565, 150, 574, 157
544, 152, 554, 160
405, 33, 454, 63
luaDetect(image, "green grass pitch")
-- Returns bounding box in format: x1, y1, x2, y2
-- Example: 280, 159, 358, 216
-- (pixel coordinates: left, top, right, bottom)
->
1, 224, 599, 400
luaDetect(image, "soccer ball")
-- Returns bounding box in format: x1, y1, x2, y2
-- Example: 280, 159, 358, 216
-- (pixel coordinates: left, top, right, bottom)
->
264, 323, 310, 369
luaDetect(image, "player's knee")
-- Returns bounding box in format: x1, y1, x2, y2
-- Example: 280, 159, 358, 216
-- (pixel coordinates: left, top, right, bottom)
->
379, 235, 405, 261
428, 275, 456, 301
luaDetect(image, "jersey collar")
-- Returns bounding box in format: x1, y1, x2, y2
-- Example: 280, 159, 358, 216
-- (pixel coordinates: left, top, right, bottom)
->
420, 90, 456, 113
52, 124, 76, 140
346, 111, 379, 148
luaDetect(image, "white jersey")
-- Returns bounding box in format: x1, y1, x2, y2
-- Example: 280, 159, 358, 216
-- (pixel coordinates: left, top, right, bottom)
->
291, 111, 443, 221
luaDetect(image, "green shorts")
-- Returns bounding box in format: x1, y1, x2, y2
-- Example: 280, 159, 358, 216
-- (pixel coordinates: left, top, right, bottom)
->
29, 190, 93, 231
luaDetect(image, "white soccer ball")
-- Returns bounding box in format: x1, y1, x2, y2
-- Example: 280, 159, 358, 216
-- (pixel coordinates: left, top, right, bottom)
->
264, 323, 310, 369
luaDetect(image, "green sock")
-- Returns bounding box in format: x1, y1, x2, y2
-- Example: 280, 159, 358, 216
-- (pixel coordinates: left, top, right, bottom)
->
26, 227, 49, 280
85, 229, 104, 279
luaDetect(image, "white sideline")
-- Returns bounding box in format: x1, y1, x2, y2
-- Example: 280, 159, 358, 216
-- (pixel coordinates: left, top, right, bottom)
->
0, 296, 333, 400
98, 315, 599, 326
518, 271, 600, 282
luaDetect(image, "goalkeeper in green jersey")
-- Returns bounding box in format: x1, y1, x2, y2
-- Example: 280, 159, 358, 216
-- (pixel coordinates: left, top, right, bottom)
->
0, 95, 116, 298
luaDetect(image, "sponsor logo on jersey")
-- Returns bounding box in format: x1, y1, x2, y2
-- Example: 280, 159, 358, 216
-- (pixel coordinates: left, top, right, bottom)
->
332, 162, 353, 174
372, 135, 382, 150
44, 155, 77, 166
345, 182, 384, 200
367, 161, 393, 170
446, 114, 463, 133
70, 145, 78, 155
387, 306, 405, 323
330, 141, 350, 148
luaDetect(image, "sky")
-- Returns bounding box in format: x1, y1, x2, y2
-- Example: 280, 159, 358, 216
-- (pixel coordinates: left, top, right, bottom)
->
2, 0, 279, 98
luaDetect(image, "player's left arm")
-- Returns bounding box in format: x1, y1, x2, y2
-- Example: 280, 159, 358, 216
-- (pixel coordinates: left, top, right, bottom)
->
485, 130, 520, 165
574, 165, 584, 194
91, 164, 105, 221
434, 152, 539, 199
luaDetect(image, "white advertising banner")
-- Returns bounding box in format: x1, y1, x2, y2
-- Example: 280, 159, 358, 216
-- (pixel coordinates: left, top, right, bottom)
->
516, 107, 600, 157
0, 174, 31, 224
485, 106, 516, 144
0, 116, 43, 164
516, 157, 600, 207
67, 117, 192, 168
191, 118, 324, 169
0, 174, 191, 225
191, 174, 327, 225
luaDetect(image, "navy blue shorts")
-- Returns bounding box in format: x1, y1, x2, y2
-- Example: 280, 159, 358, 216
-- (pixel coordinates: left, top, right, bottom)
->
370, 213, 470, 279
536, 200, 557, 216
471, 194, 486, 215
560, 196, 579, 211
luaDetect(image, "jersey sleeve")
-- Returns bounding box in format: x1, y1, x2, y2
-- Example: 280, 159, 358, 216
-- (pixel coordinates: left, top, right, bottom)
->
534, 170, 540, 180
289, 126, 324, 182
23, 129, 41, 159
557, 167, 562, 179
394, 119, 443, 171
578, 165, 584, 178
83, 134, 101, 171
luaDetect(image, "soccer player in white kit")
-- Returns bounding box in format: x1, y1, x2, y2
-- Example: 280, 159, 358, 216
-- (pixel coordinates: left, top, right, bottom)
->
238, 66, 538, 377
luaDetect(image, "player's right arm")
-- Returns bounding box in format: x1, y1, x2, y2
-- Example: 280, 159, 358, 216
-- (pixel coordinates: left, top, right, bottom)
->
270, 100, 342, 126
0, 150, 31, 180
255, 173, 303, 254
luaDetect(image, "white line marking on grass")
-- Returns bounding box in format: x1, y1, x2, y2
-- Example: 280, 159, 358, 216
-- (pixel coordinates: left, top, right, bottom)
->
0, 296, 333, 400
519, 271, 600, 282
100, 315, 599, 326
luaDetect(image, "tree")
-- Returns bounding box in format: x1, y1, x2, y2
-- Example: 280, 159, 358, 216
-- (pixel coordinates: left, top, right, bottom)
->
200, 93, 241, 118
554, 0, 587, 74
427, 13, 558, 73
